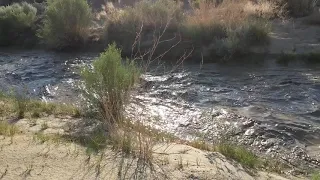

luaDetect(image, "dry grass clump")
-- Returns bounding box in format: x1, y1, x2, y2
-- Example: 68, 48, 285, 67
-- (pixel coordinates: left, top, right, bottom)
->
0, 121, 18, 136
108, 122, 155, 162
244, 0, 285, 19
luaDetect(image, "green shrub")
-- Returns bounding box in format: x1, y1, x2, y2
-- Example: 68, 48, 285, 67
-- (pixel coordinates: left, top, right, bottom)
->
81, 43, 140, 127
181, 1, 271, 61
243, 19, 271, 46
205, 20, 270, 59
0, 2, 37, 46
39, 0, 92, 50
182, 23, 227, 46
107, 0, 184, 53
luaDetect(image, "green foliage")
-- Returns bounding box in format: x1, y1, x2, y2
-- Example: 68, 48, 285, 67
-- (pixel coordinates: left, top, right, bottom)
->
81, 43, 140, 126
0, 2, 37, 46
312, 172, 320, 180
0, 92, 80, 119
182, 16, 270, 60
182, 23, 227, 46
243, 20, 271, 46
219, 20, 270, 57
216, 143, 259, 168
107, 0, 184, 52
39, 0, 92, 50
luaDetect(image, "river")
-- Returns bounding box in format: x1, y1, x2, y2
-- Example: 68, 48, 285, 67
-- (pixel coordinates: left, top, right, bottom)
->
1, 49, 319, 170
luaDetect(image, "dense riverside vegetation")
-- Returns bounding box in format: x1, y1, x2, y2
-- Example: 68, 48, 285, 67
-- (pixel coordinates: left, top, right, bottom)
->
0, 0, 281, 61
1, 0, 319, 61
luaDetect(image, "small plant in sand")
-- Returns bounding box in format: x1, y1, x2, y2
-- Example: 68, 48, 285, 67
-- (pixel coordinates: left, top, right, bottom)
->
215, 143, 259, 168
81, 43, 140, 127
0, 121, 18, 136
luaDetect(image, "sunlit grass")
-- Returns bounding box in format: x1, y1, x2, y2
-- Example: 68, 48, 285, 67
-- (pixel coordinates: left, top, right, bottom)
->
0, 93, 81, 119
215, 143, 259, 168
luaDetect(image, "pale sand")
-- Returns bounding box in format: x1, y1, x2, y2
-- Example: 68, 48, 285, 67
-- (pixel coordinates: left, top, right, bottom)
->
0, 117, 305, 180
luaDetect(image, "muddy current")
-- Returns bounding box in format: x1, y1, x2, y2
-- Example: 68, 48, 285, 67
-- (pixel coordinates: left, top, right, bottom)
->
0, 49, 320, 171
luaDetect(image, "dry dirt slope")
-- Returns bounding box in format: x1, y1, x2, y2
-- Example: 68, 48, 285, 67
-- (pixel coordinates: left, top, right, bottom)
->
0, 117, 305, 180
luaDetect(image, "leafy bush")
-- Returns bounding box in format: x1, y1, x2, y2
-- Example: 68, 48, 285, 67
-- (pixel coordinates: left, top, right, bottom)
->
39, 0, 92, 50
81, 43, 140, 127
0, 2, 37, 46
243, 20, 271, 46
107, 0, 184, 53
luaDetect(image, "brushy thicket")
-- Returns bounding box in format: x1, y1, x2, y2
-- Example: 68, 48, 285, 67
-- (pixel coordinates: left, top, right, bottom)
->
0, 2, 37, 46
101, 0, 272, 60
38, 0, 92, 50
105, 0, 184, 54
181, 0, 272, 59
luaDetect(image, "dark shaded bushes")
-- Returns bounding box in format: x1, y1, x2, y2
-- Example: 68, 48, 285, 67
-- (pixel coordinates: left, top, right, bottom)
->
0, 2, 37, 46
38, 0, 92, 50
